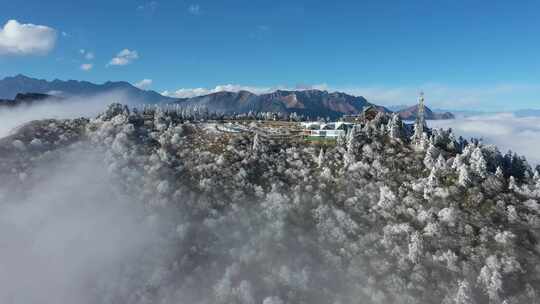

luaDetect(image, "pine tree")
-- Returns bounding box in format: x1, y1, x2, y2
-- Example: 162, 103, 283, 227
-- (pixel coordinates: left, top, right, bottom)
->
377, 185, 397, 210
408, 232, 424, 263
495, 166, 504, 179
337, 133, 346, 146
436, 154, 447, 170
317, 148, 324, 168
454, 280, 475, 304
470, 147, 488, 178
346, 127, 356, 150
411, 118, 425, 146
452, 154, 464, 170
508, 176, 518, 191
252, 133, 260, 151
458, 165, 471, 187
388, 113, 403, 140
424, 143, 439, 170
424, 167, 439, 199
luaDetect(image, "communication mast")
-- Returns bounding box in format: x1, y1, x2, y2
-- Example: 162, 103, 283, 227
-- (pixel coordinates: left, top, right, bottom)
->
412, 91, 427, 146
416, 91, 426, 131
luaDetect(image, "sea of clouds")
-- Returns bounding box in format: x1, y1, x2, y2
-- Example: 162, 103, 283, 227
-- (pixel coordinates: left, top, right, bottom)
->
429, 113, 540, 165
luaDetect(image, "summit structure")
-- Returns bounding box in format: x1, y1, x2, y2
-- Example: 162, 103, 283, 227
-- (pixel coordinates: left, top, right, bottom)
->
412, 91, 427, 145
415, 91, 426, 132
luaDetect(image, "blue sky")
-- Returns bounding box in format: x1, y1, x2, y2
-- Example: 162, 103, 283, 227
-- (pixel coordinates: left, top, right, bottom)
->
1, 0, 540, 110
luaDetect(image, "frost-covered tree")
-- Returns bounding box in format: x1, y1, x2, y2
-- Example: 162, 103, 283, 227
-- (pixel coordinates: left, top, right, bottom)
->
424, 143, 439, 170
458, 164, 471, 187
252, 133, 260, 151
470, 147, 488, 178
317, 148, 325, 168
454, 280, 475, 304
388, 113, 404, 140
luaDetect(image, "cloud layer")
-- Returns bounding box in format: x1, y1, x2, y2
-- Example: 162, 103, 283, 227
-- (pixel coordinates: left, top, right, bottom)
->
188, 4, 201, 15
80, 63, 93, 71
107, 49, 139, 66
134, 79, 152, 90
162, 83, 329, 98
430, 113, 540, 165
0, 20, 57, 56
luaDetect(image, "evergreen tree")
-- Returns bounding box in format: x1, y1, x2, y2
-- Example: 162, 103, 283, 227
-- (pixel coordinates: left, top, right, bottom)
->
470, 147, 488, 178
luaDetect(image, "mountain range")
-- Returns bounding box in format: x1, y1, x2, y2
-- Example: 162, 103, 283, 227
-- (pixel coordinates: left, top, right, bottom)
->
0, 75, 453, 120
0, 74, 173, 103
175, 89, 391, 119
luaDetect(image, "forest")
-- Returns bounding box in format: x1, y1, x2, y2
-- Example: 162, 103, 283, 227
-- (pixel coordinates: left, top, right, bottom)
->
1, 103, 539, 304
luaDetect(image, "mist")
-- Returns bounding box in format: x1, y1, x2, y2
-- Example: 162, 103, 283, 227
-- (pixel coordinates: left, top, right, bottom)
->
0, 145, 170, 304
0, 91, 136, 138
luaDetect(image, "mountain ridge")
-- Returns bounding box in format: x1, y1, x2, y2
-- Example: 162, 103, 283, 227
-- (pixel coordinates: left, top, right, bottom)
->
397, 104, 455, 120
0, 74, 173, 103
0, 75, 453, 120
175, 89, 383, 119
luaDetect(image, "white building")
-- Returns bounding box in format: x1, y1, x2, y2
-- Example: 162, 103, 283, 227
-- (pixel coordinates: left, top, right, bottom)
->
301, 122, 354, 138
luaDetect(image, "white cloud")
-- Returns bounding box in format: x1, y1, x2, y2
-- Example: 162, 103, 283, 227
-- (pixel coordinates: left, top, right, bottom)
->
188, 4, 201, 15
162, 83, 329, 98
137, 1, 158, 12
163, 85, 272, 98
80, 63, 93, 71
79, 49, 94, 60
429, 114, 540, 165
107, 49, 139, 66
134, 79, 153, 90
0, 19, 57, 56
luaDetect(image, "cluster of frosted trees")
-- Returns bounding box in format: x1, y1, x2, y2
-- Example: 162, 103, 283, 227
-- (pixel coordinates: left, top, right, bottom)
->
5, 104, 540, 303
134, 104, 309, 122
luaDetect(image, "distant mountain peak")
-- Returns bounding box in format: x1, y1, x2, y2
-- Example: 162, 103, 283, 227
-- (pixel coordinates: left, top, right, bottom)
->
0, 75, 174, 103
397, 104, 454, 120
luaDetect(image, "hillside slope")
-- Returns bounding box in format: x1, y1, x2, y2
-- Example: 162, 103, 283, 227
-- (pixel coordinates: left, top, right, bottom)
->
1, 104, 538, 304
